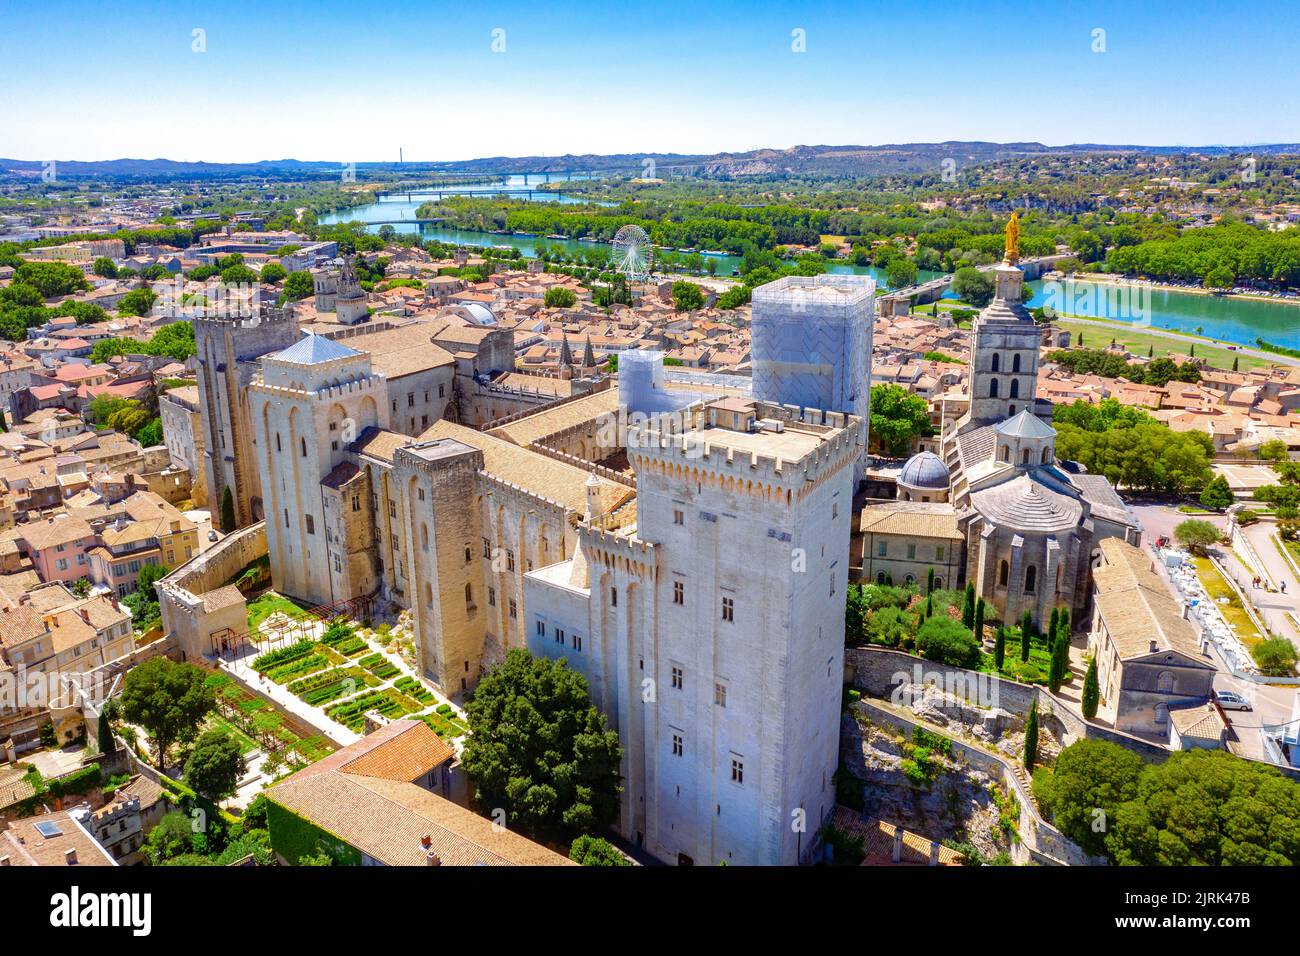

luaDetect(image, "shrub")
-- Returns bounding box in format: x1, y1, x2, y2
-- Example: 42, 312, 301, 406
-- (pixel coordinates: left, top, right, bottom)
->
915, 616, 981, 668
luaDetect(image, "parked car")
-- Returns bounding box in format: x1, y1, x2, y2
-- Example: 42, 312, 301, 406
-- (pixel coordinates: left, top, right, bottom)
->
1215, 690, 1252, 711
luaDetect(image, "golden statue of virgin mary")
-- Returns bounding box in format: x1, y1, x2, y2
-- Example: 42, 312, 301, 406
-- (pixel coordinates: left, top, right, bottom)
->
1004, 212, 1020, 265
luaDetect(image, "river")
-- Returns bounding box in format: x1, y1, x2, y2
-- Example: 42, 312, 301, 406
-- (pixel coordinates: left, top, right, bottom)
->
322, 181, 1300, 349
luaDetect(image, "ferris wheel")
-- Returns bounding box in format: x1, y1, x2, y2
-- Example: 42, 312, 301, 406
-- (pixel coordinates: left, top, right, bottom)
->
610, 224, 651, 283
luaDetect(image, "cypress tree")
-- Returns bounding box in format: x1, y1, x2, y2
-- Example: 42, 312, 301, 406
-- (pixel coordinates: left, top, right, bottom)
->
1049, 638, 1066, 693
220, 486, 237, 534
994, 627, 1006, 670
1058, 608, 1070, 642
1020, 610, 1033, 662
962, 583, 976, 628
1023, 699, 1039, 770
1082, 656, 1100, 720
927, 567, 935, 595
924, 594, 933, 619
973, 597, 985, 641
97, 708, 115, 756
1047, 608, 1060, 650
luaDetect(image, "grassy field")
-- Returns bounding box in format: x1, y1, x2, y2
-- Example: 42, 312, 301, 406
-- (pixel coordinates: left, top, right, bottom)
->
247, 590, 314, 631
1054, 318, 1270, 372
1192, 555, 1269, 648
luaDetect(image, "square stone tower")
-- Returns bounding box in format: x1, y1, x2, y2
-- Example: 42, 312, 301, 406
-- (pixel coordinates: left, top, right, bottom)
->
250, 333, 389, 607
195, 306, 299, 527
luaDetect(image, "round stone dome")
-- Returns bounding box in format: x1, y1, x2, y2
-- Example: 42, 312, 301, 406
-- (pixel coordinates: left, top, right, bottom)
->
899, 451, 950, 490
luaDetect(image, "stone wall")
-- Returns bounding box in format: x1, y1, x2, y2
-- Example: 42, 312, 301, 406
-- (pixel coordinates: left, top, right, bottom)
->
855, 699, 1105, 866
845, 646, 1300, 781
158, 522, 266, 661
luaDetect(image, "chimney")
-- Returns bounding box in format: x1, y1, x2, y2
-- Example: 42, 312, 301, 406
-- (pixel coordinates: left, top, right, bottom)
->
891, 827, 903, 863
64, 847, 77, 864
79, 608, 90, 624
1149, 639, 1158, 653
928, 841, 941, 866
1181, 603, 1190, 620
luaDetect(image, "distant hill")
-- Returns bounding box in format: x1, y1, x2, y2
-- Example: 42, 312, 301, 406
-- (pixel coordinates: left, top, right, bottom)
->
4, 142, 1299, 181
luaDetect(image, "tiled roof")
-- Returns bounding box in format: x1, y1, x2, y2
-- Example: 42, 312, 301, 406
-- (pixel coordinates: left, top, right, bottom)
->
268, 719, 570, 867
419, 420, 618, 514
1093, 538, 1207, 662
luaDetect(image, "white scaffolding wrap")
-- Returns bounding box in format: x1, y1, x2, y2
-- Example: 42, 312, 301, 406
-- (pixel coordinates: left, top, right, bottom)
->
750, 274, 875, 428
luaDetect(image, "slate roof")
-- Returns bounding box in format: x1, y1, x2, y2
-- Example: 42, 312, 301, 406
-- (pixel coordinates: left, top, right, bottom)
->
274, 333, 361, 365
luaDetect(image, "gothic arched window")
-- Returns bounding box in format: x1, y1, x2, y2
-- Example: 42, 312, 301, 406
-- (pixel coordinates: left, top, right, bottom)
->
1012, 353, 1021, 373
999, 560, 1009, 586
991, 353, 1000, 372
1022, 448, 1031, 465
989, 378, 999, 398
1041, 447, 1052, 464
1025, 565, 1037, 593
1009, 378, 1020, 399
1157, 671, 1174, 693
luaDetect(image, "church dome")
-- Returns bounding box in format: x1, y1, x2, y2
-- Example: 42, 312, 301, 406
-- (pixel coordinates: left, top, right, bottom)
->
899, 451, 950, 490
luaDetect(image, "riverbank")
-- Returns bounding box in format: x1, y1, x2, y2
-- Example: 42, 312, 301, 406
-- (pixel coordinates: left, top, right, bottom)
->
1051, 271, 1300, 309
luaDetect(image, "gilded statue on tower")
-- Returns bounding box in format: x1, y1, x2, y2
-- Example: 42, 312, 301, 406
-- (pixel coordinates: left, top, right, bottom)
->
1003, 212, 1020, 265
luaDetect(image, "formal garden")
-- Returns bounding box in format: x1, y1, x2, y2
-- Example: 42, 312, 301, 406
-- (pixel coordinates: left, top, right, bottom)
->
846, 577, 1077, 691
245, 616, 469, 744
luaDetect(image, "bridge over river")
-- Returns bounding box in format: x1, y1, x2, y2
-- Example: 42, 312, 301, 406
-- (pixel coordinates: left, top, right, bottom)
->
877, 254, 1074, 316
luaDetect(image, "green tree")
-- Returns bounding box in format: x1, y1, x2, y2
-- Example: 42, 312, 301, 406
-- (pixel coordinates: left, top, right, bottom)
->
1258, 439, 1290, 462
1023, 699, 1039, 770
1173, 518, 1220, 555
993, 627, 1006, 670
972, 597, 985, 641
916, 616, 981, 668
961, 582, 975, 628
671, 280, 705, 312
1032, 739, 1142, 857
926, 567, 935, 595
1107, 749, 1300, 865
869, 383, 933, 456
14, 261, 90, 297
281, 270, 314, 302
117, 288, 158, 317
93, 257, 119, 278
144, 811, 197, 866
1081, 656, 1100, 719
183, 729, 247, 801
1020, 610, 1033, 662
1252, 637, 1298, 677
951, 267, 995, 307
1049, 630, 1070, 693
220, 486, 236, 534
1199, 474, 1234, 511
120, 658, 215, 767
460, 649, 622, 837
543, 286, 577, 309
258, 262, 287, 284
884, 257, 919, 289
569, 834, 631, 866
844, 583, 867, 646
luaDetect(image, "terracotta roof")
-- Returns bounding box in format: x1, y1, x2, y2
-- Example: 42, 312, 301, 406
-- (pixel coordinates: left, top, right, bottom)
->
337, 719, 455, 781
1, 810, 116, 866
268, 720, 569, 867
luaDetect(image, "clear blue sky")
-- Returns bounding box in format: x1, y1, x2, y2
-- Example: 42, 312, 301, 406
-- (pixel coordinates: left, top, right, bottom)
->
3, 0, 1297, 162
